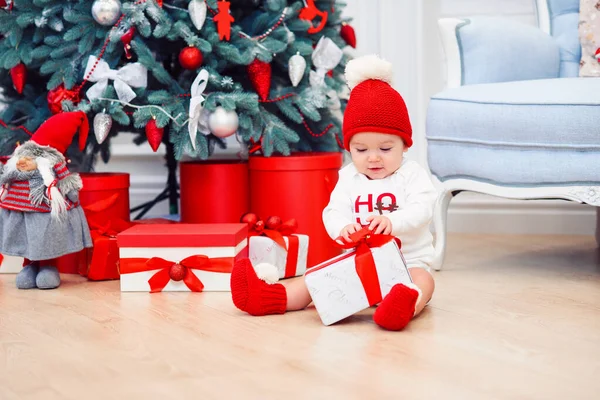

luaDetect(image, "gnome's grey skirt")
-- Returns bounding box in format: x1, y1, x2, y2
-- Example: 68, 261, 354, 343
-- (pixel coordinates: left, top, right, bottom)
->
0, 207, 93, 261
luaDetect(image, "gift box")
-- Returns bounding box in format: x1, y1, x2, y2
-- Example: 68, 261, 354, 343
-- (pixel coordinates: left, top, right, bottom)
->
0, 254, 24, 274
304, 236, 412, 326
249, 235, 309, 279
117, 223, 248, 292
80, 218, 178, 281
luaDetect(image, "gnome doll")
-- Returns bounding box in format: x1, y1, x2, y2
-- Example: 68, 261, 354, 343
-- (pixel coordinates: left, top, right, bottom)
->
0, 111, 93, 289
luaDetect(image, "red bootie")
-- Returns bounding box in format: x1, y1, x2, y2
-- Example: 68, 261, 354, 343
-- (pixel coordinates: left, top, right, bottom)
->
230, 258, 287, 316
373, 283, 421, 331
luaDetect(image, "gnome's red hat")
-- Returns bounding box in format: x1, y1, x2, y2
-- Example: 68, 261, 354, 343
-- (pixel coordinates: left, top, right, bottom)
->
342, 54, 412, 150
30, 111, 89, 154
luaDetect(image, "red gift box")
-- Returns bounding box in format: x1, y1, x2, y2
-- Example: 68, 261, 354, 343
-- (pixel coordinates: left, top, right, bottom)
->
53, 172, 131, 275
117, 223, 248, 292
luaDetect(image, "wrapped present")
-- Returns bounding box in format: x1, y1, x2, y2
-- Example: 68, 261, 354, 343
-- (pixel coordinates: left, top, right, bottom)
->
0, 253, 24, 274
117, 223, 248, 292
243, 213, 309, 279
304, 229, 412, 326
249, 235, 309, 279
82, 218, 178, 281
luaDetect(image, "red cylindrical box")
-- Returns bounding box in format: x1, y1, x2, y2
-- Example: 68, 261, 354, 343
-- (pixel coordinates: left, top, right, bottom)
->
249, 152, 343, 268
54, 172, 130, 275
180, 160, 249, 223
79, 172, 131, 222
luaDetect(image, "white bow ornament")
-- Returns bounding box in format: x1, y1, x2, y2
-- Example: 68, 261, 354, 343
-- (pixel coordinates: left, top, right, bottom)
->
84, 55, 148, 103
309, 36, 343, 87
188, 69, 211, 150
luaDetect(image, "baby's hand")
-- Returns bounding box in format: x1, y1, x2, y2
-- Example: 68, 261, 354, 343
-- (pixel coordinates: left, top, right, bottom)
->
339, 223, 363, 243
366, 215, 392, 235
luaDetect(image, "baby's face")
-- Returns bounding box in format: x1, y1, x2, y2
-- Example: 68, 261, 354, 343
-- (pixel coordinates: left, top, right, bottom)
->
349, 133, 406, 180
16, 156, 37, 172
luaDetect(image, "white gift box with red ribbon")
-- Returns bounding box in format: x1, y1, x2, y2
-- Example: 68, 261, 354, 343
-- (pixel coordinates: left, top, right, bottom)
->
0, 254, 24, 274
304, 238, 412, 326
249, 234, 309, 279
117, 223, 248, 292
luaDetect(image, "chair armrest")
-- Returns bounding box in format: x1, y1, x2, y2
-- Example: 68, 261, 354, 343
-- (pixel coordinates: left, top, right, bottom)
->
438, 17, 561, 88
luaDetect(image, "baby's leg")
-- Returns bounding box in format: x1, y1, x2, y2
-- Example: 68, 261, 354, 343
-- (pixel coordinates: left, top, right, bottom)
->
280, 277, 312, 311
409, 267, 435, 316
373, 266, 435, 331
230, 259, 312, 316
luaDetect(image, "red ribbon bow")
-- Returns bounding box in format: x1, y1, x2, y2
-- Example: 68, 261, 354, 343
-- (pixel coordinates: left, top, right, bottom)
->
120, 255, 234, 293
334, 227, 400, 306
83, 193, 133, 238
242, 213, 301, 278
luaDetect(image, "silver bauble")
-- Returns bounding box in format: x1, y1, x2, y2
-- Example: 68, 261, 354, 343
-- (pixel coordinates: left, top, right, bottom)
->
288, 52, 306, 87
188, 0, 207, 31
91, 0, 122, 26
208, 107, 239, 138
93, 111, 112, 144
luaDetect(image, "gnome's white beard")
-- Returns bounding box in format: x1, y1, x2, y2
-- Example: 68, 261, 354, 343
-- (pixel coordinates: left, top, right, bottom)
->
36, 157, 67, 219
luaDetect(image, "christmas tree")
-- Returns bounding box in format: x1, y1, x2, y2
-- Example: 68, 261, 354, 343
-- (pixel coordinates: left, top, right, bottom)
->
0, 0, 356, 168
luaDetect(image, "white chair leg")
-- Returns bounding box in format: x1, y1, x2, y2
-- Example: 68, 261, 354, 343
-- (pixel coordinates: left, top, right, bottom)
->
596, 208, 600, 248
432, 189, 454, 271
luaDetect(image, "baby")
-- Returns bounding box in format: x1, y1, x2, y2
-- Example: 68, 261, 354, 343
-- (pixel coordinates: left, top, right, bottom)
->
231, 54, 438, 330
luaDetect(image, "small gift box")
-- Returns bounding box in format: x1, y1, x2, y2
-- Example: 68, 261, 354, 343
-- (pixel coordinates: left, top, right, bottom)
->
304, 230, 412, 326
117, 223, 248, 292
249, 235, 309, 279
0, 253, 24, 274
244, 213, 309, 279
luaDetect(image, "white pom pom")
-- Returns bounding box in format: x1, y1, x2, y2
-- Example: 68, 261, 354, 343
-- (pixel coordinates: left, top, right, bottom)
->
254, 263, 280, 284
344, 54, 393, 90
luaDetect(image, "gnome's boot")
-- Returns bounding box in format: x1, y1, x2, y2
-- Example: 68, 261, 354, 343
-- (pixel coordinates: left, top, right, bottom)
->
16, 264, 39, 289
36, 265, 60, 289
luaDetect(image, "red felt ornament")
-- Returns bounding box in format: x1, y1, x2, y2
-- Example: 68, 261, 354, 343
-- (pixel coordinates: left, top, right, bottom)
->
178, 46, 203, 70
120, 27, 135, 59
169, 263, 186, 281
145, 117, 164, 152
247, 59, 271, 101
10, 63, 26, 94
299, 0, 328, 34
156, 0, 163, 7
213, 0, 234, 41
0, 0, 7, 8
47, 84, 80, 114
340, 23, 357, 48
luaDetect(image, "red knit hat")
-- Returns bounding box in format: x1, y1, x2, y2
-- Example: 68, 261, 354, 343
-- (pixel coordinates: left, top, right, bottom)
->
342, 54, 412, 150
30, 111, 89, 154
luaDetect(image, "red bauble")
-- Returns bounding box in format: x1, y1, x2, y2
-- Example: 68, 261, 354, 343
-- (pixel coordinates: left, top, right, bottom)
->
10, 63, 26, 94
254, 220, 264, 233
340, 23, 357, 48
265, 216, 282, 231
47, 84, 80, 114
169, 263, 187, 281
240, 212, 259, 227
179, 46, 203, 70
145, 118, 164, 152
247, 59, 271, 101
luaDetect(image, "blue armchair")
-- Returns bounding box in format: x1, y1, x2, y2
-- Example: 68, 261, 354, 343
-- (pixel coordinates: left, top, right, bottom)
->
426, 0, 600, 270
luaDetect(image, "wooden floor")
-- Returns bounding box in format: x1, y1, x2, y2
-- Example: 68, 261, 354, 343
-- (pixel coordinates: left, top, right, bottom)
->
1, 234, 599, 400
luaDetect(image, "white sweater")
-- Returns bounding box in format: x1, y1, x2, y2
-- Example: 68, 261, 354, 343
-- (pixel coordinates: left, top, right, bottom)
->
322, 159, 438, 269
